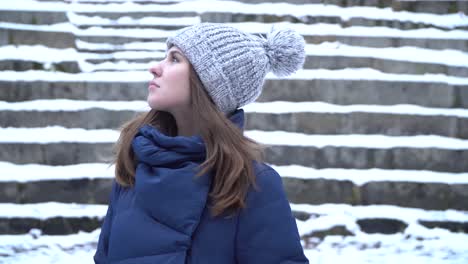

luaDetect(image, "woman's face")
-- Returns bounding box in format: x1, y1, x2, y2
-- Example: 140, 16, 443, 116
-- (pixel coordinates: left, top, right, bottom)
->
147, 46, 191, 113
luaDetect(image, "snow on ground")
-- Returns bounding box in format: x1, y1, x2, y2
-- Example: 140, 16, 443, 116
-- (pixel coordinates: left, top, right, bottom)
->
303, 231, 468, 264
0, 0, 467, 29
1, 68, 468, 85
0, 221, 467, 263
0, 229, 100, 264
2, 126, 468, 149
0, 203, 467, 263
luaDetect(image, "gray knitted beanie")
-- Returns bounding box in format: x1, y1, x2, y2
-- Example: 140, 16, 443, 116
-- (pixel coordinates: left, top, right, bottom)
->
166, 23, 306, 114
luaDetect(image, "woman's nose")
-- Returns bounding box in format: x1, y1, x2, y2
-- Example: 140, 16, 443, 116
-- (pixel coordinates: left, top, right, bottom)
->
149, 62, 162, 77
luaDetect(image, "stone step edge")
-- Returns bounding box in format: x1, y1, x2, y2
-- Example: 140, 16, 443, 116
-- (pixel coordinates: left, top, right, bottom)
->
1, 161, 468, 186
1, 0, 466, 29
67, 12, 468, 32
291, 203, 468, 237
2, 126, 468, 149
0, 201, 465, 225
3, 99, 468, 119
0, 202, 466, 237
3, 42, 468, 69
2, 20, 467, 41
1, 68, 468, 85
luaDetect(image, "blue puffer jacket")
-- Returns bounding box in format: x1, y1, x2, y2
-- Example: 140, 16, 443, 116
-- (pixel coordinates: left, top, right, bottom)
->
94, 109, 309, 264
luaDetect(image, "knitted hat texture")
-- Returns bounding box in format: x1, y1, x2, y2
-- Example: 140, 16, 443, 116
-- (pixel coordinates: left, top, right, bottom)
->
166, 23, 306, 113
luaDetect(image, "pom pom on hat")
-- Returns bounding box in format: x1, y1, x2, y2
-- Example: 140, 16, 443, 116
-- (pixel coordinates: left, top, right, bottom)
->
263, 27, 306, 77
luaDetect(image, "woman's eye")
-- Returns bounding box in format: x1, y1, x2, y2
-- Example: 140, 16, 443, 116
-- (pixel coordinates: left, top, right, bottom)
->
171, 56, 179, 63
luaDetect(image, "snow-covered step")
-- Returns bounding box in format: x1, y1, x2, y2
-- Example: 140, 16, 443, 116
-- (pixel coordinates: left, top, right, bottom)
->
73, 21, 468, 51
2, 20, 468, 50
292, 203, 468, 236
1, 161, 467, 209
1, 230, 467, 264
69, 10, 466, 32
2, 161, 467, 185
0, 23, 75, 49
75, 39, 166, 51
51, 0, 468, 17
0, 69, 466, 108
199, 12, 468, 32
0, 202, 467, 236
70, 12, 200, 30
0, 202, 105, 235
77, 42, 468, 77
1, 127, 468, 173
3, 126, 468, 148
2, 100, 468, 138
2, 0, 466, 29
281, 167, 468, 211
5, 43, 468, 77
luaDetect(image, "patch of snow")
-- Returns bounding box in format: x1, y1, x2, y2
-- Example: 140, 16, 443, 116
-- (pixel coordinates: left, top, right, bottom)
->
0, 162, 114, 182
0, 202, 107, 219
1, 126, 468, 149
0, 0, 467, 30
1, 68, 468, 85
273, 165, 468, 185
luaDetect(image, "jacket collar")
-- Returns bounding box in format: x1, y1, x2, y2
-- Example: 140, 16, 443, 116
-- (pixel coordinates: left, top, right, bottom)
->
132, 108, 245, 166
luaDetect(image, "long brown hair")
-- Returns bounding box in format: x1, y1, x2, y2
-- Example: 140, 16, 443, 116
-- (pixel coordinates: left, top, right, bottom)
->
112, 65, 264, 217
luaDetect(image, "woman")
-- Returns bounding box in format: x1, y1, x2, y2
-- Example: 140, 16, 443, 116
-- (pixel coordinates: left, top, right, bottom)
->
94, 23, 308, 264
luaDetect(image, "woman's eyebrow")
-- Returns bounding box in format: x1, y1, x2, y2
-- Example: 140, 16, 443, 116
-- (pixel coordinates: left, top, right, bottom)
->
168, 50, 184, 58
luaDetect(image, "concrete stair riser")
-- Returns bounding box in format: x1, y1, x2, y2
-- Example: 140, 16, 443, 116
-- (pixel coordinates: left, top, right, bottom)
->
1, 216, 466, 236
1, 143, 468, 173
1, 110, 466, 139
76, 34, 468, 50
220, 0, 468, 14
5, 178, 465, 210
1, 80, 465, 109
284, 178, 468, 210
0, 217, 101, 235
76, 35, 167, 45
0, 28, 75, 49
0, 179, 112, 204
81, 56, 468, 78
0, 11, 68, 25
74, 11, 197, 20
264, 146, 468, 173
200, 12, 467, 31
0, 60, 80, 73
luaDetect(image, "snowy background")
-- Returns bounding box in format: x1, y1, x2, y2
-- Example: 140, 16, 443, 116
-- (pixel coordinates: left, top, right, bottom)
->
0, 0, 468, 263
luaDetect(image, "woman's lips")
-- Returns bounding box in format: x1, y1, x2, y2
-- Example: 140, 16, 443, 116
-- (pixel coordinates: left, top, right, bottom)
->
148, 81, 160, 91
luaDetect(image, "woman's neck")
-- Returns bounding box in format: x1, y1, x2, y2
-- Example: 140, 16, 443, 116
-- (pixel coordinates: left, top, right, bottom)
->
170, 108, 198, 137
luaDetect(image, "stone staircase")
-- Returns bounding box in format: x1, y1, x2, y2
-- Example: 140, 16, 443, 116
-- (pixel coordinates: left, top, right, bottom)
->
1, 0, 468, 262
